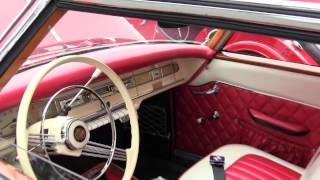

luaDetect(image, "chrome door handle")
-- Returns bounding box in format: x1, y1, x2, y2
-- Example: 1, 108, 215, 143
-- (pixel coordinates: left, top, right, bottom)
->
192, 84, 219, 95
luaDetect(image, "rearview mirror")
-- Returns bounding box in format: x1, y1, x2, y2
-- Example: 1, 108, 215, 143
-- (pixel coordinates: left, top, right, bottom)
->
157, 21, 188, 28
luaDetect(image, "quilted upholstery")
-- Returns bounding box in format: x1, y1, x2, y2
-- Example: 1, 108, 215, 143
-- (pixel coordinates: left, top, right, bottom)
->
174, 82, 320, 167
225, 154, 301, 180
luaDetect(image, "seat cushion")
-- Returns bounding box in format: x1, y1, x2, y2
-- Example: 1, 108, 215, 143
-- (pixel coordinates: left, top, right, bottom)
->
179, 144, 304, 180
226, 154, 301, 180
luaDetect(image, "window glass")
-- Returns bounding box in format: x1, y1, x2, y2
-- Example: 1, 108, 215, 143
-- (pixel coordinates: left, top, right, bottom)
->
223, 32, 320, 67
23, 11, 214, 69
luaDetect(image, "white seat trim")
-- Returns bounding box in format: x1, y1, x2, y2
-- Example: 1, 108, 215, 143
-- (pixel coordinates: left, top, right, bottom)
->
179, 144, 304, 180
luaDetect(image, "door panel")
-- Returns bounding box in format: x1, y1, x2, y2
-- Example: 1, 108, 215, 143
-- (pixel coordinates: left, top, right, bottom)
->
175, 53, 320, 167
191, 52, 320, 108
175, 82, 319, 167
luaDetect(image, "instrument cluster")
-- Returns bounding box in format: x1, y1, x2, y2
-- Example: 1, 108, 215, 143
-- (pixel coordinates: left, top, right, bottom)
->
0, 62, 179, 139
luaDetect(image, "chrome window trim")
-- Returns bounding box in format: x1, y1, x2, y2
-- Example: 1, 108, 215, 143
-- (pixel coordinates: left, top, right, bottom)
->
187, 0, 320, 13
71, 0, 320, 12
0, 0, 36, 42
0, 0, 51, 62
67, 0, 320, 32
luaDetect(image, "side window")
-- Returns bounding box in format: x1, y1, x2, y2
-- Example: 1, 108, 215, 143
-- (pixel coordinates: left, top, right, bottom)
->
223, 32, 320, 67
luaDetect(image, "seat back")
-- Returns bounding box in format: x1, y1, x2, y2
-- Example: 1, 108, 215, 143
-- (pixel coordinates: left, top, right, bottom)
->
301, 148, 320, 180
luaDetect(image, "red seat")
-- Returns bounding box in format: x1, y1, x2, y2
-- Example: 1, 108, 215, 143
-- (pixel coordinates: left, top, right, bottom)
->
226, 154, 300, 180
179, 144, 311, 180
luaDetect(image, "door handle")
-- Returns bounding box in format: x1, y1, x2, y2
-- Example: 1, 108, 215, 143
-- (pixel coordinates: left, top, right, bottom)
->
249, 108, 309, 136
192, 84, 219, 95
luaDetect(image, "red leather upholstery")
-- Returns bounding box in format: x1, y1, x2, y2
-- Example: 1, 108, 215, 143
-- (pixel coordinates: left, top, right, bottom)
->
175, 82, 320, 167
226, 154, 301, 180
179, 144, 305, 180
82, 163, 138, 180
249, 108, 309, 136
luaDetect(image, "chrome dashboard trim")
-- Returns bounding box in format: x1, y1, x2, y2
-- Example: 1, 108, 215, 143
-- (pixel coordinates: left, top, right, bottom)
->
53, 62, 179, 109
32, 61, 184, 126
85, 78, 185, 129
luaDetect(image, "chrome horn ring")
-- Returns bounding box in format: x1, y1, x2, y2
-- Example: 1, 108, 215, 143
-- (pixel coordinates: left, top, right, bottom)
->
41, 85, 116, 180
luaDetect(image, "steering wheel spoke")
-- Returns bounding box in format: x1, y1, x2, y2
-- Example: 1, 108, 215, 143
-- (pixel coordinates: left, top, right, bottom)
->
82, 141, 127, 161
86, 108, 129, 131
28, 134, 59, 151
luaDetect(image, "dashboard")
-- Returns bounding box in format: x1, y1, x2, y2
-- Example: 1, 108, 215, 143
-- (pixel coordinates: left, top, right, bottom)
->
0, 44, 213, 157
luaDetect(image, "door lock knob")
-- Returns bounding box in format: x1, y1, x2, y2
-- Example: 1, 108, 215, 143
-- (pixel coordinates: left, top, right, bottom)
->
196, 117, 204, 124
211, 111, 220, 120
196, 111, 220, 124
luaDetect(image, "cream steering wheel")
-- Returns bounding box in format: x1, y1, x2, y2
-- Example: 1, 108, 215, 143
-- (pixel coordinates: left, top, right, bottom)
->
16, 56, 139, 179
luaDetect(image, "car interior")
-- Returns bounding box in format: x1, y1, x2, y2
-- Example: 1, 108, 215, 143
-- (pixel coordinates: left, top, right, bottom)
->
1, 1, 320, 180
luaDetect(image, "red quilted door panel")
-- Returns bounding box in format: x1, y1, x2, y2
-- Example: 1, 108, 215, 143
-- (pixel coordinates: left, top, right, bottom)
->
174, 82, 320, 167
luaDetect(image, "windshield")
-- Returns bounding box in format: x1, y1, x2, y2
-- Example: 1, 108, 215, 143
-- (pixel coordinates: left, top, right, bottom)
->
22, 11, 213, 69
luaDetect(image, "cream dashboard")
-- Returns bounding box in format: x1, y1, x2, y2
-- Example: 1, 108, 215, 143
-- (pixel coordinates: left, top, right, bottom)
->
0, 56, 206, 155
